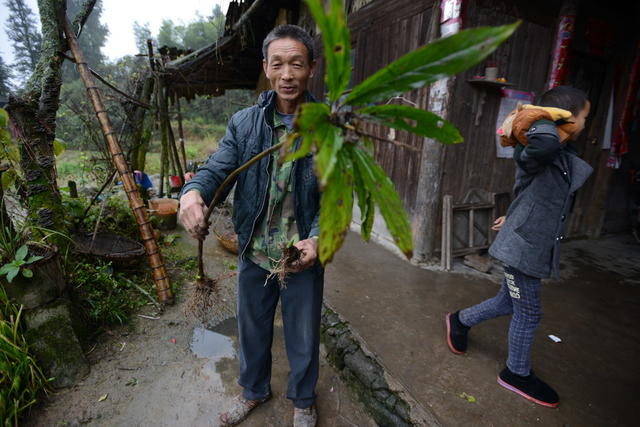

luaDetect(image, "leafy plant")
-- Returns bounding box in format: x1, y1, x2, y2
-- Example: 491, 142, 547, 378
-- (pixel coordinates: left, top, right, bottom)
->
0, 245, 43, 283
0, 285, 51, 426
70, 261, 149, 325
291, 0, 519, 264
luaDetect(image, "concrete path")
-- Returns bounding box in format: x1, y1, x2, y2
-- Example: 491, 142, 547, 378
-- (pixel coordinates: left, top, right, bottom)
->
324, 232, 640, 426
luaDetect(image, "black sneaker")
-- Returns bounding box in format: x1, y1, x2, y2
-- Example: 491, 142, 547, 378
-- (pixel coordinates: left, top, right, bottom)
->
445, 311, 470, 354
497, 367, 559, 407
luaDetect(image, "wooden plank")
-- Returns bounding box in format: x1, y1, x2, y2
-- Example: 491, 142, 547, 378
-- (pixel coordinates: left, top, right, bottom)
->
441, 195, 453, 270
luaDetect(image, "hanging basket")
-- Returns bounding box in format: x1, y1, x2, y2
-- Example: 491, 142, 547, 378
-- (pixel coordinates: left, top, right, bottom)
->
216, 231, 239, 255
71, 232, 146, 265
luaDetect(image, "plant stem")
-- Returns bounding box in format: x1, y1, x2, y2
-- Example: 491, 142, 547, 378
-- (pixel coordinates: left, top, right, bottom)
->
197, 140, 285, 278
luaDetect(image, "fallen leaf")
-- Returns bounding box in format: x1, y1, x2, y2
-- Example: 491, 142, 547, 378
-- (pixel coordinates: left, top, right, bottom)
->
458, 392, 476, 403
98, 394, 108, 402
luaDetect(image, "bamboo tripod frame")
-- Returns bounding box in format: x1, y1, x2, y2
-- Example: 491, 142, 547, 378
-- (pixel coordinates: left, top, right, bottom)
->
64, 17, 173, 304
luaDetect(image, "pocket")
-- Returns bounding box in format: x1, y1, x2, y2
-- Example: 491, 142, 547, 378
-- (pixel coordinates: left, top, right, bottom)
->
513, 202, 537, 245
514, 203, 555, 245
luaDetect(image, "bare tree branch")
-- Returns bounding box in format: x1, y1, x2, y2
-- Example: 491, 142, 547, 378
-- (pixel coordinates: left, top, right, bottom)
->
71, 0, 97, 38
60, 52, 151, 109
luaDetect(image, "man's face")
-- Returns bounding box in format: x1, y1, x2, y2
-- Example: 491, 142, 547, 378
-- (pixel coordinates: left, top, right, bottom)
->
263, 38, 316, 111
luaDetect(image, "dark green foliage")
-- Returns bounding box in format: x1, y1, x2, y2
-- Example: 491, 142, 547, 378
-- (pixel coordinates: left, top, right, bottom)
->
69, 261, 149, 325
152, 5, 225, 51
4, 0, 42, 84
133, 21, 152, 54
0, 56, 12, 97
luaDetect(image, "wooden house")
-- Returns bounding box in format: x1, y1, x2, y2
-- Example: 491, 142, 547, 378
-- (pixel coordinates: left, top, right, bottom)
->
165, 0, 640, 263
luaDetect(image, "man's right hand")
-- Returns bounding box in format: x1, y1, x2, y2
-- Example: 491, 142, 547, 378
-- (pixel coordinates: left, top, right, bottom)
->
178, 190, 209, 240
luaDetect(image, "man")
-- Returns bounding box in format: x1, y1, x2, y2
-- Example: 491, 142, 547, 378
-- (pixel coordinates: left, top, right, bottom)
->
179, 24, 322, 427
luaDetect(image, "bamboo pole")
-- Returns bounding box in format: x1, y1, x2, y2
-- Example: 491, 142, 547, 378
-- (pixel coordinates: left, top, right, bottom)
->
156, 82, 170, 197
159, 83, 183, 184
64, 16, 173, 305
129, 77, 154, 171
175, 95, 188, 172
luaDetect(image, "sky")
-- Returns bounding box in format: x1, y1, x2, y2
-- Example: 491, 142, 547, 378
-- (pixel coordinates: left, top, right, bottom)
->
0, 0, 231, 65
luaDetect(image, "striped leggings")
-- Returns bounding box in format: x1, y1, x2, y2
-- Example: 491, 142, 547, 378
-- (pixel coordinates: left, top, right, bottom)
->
459, 265, 542, 376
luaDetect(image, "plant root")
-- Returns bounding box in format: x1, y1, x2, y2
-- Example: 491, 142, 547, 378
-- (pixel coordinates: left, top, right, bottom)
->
267, 245, 302, 288
183, 272, 236, 325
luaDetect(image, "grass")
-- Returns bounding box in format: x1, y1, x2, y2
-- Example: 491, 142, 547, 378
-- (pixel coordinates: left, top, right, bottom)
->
0, 286, 51, 425
55, 133, 221, 186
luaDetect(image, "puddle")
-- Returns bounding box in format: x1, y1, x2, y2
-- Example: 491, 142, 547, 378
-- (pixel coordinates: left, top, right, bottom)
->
190, 327, 236, 360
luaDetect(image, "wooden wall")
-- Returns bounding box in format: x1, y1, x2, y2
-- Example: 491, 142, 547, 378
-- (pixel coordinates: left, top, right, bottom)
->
441, 0, 557, 204
304, 0, 437, 216
299, 0, 637, 247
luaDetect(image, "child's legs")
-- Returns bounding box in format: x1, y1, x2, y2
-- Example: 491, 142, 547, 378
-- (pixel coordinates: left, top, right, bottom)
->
504, 266, 543, 376
459, 276, 513, 327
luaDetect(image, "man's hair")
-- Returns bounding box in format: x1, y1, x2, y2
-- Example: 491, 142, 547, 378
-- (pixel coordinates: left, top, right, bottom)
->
538, 86, 588, 116
262, 24, 315, 63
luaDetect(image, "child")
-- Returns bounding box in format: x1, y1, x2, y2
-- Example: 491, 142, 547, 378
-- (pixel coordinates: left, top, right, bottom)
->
445, 86, 593, 407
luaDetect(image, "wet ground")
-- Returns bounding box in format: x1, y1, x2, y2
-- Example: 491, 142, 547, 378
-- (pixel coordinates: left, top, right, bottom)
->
25, 204, 640, 426
324, 232, 640, 426
26, 222, 374, 427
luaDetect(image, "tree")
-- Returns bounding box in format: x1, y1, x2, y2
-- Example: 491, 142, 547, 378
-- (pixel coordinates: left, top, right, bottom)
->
133, 21, 152, 54
0, 55, 12, 97
154, 10, 225, 52
4, 0, 42, 83
157, 19, 180, 48
181, 12, 221, 50
6, 0, 98, 241
209, 4, 225, 38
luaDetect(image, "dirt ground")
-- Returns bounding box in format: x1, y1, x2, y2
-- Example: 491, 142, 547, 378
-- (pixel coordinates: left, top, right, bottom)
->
25, 219, 374, 427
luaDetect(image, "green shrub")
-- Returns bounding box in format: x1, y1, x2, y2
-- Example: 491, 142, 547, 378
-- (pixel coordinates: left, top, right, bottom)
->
70, 261, 149, 325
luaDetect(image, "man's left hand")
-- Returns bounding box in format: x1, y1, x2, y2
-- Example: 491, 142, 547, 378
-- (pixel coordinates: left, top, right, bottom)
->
293, 237, 318, 272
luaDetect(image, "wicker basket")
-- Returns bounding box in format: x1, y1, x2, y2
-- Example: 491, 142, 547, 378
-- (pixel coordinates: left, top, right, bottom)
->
216, 231, 238, 255
72, 232, 146, 264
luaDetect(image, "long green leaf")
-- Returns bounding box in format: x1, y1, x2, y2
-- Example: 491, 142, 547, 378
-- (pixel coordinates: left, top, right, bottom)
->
349, 147, 413, 258
351, 154, 374, 241
305, 0, 351, 103
315, 125, 343, 187
345, 22, 521, 106
359, 104, 463, 144
289, 102, 343, 186
15, 245, 28, 262
318, 151, 354, 265
288, 102, 331, 161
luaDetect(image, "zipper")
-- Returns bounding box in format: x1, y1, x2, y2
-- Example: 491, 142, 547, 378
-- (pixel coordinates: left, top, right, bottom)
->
240, 106, 273, 258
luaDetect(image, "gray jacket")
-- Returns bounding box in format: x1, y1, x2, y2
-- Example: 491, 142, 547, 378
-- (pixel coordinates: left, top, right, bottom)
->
180, 90, 321, 257
489, 120, 593, 278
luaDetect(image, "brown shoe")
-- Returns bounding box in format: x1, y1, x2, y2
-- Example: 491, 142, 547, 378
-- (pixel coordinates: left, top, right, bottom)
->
219, 394, 271, 426
293, 405, 317, 427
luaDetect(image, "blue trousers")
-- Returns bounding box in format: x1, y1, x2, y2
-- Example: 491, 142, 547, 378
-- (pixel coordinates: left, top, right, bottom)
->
237, 258, 324, 409
459, 265, 542, 376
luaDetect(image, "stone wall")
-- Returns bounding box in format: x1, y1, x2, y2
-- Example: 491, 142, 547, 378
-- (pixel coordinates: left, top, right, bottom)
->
321, 305, 441, 427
